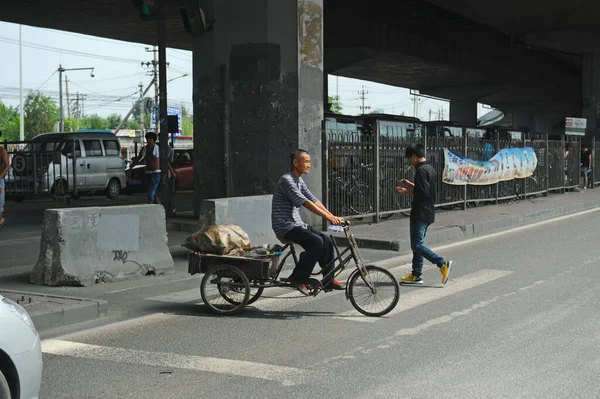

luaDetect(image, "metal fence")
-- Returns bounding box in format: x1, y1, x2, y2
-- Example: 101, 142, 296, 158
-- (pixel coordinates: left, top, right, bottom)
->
3, 139, 78, 202
323, 120, 585, 222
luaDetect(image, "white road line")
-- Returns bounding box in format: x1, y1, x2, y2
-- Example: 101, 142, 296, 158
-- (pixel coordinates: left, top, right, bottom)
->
41, 339, 312, 386
430, 207, 600, 252
335, 269, 514, 322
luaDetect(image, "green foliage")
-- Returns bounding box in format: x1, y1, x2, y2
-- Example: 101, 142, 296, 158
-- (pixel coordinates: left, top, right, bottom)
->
24, 92, 59, 138
328, 95, 343, 114
0, 101, 20, 141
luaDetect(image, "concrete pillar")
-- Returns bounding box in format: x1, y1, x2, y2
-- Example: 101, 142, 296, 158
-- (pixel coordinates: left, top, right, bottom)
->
512, 110, 533, 132
192, 0, 324, 216
449, 99, 477, 126
582, 52, 600, 137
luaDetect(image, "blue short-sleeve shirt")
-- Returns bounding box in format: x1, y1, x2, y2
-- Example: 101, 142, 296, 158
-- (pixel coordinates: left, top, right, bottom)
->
271, 172, 318, 238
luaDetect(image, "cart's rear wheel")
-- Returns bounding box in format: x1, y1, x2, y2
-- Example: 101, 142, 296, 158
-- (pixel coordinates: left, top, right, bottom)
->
200, 265, 250, 315
348, 265, 399, 317
221, 281, 264, 306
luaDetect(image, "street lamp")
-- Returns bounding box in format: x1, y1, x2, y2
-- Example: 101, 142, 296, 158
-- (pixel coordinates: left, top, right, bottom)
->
167, 73, 189, 84
58, 65, 95, 132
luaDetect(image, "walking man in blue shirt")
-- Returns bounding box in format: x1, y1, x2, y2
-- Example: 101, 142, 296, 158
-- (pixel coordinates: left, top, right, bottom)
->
272, 149, 344, 296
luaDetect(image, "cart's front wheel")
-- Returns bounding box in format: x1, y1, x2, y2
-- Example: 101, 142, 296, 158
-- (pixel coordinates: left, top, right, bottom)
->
200, 265, 250, 315
348, 265, 399, 317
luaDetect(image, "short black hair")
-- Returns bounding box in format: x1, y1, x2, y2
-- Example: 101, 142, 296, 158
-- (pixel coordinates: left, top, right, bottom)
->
405, 143, 426, 159
145, 132, 157, 141
290, 149, 309, 169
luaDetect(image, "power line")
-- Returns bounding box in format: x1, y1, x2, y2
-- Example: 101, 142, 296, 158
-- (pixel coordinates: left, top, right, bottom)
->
0, 36, 144, 64
34, 71, 57, 93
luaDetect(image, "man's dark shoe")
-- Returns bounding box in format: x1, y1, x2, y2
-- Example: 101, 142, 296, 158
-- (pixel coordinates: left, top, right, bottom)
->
323, 279, 345, 291
289, 280, 310, 296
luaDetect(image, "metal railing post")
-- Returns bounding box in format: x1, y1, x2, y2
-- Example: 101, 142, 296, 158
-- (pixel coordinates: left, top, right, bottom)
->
522, 131, 527, 198
495, 130, 500, 204
72, 139, 78, 198
545, 134, 549, 195
321, 120, 328, 231
592, 139, 596, 189
372, 120, 380, 223
463, 127, 467, 210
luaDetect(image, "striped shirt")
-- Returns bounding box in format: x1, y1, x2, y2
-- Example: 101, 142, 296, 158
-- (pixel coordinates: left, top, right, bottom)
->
271, 172, 318, 238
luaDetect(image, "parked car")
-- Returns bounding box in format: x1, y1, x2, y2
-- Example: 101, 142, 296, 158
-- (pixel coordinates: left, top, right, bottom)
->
6, 130, 126, 201
0, 294, 43, 399
125, 148, 194, 193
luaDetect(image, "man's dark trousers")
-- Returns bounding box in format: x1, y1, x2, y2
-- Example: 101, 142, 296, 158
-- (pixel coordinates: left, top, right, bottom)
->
284, 225, 335, 284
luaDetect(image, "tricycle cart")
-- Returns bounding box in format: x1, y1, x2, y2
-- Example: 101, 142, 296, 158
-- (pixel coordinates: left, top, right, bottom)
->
188, 220, 400, 317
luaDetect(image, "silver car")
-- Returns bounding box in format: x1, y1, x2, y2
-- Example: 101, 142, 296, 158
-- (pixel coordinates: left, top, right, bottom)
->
0, 294, 43, 399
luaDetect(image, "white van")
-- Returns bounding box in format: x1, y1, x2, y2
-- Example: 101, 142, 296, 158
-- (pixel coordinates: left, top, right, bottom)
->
8, 131, 126, 200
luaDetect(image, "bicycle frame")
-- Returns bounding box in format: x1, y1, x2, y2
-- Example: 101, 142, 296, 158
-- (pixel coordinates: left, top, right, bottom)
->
271, 223, 376, 295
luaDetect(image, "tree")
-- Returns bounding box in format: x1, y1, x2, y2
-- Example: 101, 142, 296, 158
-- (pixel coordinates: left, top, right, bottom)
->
0, 101, 20, 141
24, 92, 58, 138
63, 118, 80, 132
80, 114, 109, 130
106, 113, 123, 129
328, 95, 343, 114
182, 117, 193, 136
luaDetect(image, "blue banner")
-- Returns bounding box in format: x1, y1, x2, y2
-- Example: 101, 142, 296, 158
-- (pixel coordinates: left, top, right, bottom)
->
443, 147, 538, 185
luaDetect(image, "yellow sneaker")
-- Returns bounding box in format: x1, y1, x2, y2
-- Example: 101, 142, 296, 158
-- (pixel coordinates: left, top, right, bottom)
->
440, 261, 453, 284
401, 273, 423, 285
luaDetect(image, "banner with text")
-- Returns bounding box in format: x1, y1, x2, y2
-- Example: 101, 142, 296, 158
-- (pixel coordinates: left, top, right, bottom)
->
442, 147, 538, 185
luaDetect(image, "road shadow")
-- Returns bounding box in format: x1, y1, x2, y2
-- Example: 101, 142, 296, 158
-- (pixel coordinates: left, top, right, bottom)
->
149, 302, 337, 321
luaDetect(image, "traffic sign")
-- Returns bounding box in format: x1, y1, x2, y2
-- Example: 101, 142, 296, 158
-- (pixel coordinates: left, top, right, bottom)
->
12, 154, 26, 173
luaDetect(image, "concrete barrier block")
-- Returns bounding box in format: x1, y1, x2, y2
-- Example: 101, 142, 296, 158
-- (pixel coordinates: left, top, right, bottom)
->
198, 195, 276, 246
30, 205, 174, 287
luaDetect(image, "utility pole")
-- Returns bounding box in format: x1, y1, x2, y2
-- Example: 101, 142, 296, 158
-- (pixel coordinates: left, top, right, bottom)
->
142, 46, 169, 132
58, 65, 94, 132
65, 75, 71, 120
19, 25, 24, 141
76, 92, 81, 130
138, 82, 145, 132
357, 85, 370, 115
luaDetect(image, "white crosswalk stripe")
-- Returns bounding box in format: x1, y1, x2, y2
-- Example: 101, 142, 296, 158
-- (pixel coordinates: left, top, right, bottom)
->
334, 269, 514, 323
41, 339, 313, 386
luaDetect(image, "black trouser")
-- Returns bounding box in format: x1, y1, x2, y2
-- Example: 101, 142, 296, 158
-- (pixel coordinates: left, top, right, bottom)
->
284, 225, 335, 284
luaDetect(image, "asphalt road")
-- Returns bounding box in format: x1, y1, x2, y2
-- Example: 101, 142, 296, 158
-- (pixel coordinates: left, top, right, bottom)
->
34, 209, 600, 399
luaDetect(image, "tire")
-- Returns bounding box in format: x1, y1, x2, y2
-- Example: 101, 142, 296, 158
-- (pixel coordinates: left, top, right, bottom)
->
200, 265, 250, 315
0, 371, 11, 399
246, 287, 264, 305
13, 195, 25, 203
400, 211, 411, 217
348, 265, 400, 317
106, 178, 121, 199
221, 283, 264, 306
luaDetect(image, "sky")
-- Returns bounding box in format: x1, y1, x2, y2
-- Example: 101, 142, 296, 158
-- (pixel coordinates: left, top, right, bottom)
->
0, 21, 491, 120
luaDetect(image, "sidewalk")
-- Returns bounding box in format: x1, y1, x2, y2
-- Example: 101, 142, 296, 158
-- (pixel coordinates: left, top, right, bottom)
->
329, 189, 600, 252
